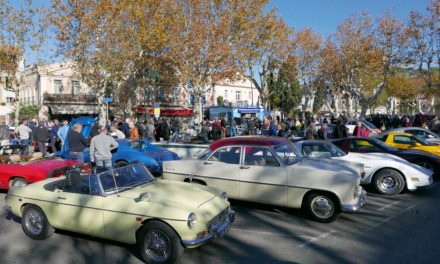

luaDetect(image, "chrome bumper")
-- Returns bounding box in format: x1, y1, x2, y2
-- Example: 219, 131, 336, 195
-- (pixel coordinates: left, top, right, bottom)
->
341, 188, 367, 212
182, 210, 235, 247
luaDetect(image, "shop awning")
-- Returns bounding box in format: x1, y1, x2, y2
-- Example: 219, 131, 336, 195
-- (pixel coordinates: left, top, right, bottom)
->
237, 108, 263, 113
136, 107, 194, 116
49, 105, 99, 115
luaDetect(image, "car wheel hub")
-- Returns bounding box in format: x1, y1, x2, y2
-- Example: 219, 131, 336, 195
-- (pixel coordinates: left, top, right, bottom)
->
311, 197, 334, 218
380, 176, 397, 190
25, 209, 43, 235
144, 230, 172, 262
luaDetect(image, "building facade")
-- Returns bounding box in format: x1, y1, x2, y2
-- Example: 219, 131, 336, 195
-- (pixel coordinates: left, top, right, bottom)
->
0, 73, 15, 124
17, 61, 95, 120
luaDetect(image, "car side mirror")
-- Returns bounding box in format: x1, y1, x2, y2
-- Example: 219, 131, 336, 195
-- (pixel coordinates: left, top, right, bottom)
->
415, 143, 422, 147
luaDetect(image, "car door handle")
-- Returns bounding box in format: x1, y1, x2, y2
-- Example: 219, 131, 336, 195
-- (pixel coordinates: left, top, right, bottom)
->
203, 162, 212, 165
57, 196, 66, 200
240, 166, 250, 169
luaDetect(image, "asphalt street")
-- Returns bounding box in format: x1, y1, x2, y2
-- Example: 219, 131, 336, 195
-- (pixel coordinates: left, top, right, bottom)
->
1, 182, 440, 264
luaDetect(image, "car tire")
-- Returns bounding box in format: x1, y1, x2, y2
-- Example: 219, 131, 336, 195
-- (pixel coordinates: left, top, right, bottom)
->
137, 221, 183, 264
373, 169, 405, 196
9, 177, 28, 188
116, 160, 128, 167
305, 192, 340, 223
21, 205, 54, 240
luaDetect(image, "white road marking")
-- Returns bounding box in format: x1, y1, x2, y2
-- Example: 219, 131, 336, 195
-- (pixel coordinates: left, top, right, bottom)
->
297, 230, 337, 248
378, 200, 400, 211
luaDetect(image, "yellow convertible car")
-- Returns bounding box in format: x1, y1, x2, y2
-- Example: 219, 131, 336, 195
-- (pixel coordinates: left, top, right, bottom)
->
374, 132, 440, 156
4, 163, 234, 264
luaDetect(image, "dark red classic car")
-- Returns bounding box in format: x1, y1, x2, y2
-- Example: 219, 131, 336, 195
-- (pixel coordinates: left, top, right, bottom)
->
0, 147, 89, 189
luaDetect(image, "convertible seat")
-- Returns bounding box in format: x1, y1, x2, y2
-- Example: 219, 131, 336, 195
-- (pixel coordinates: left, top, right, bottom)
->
8, 155, 21, 163
20, 155, 32, 162
29, 152, 43, 161
0, 156, 10, 164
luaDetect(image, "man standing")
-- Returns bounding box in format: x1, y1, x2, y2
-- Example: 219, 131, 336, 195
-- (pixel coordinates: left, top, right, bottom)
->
0, 122, 9, 146
128, 121, 140, 140
160, 118, 171, 141
33, 121, 49, 157
68, 123, 88, 162
247, 117, 256, 135
317, 123, 328, 140
333, 119, 348, 139
90, 128, 118, 170
49, 119, 60, 153
17, 120, 33, 154
57, 120, 69, 148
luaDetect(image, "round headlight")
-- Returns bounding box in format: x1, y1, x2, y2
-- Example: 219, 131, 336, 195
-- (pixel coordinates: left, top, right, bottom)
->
187, 212, 197, 228
220, 192, 228, 200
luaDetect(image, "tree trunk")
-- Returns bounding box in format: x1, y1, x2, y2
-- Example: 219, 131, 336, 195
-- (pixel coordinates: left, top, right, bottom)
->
97, 92, 107, 126
14, 102, 20, 125
345, 94, 352, 117
334, 95, 340, 116
359, 100, 368, 119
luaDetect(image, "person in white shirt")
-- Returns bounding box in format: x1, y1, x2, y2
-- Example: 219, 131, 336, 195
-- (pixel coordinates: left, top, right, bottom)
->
17, 120, 33, 155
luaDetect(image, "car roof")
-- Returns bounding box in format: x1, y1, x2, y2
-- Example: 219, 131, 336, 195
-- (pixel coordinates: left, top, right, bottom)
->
380, 132, 413, 137
297, 140, 327, 145
210, 136, 289, 151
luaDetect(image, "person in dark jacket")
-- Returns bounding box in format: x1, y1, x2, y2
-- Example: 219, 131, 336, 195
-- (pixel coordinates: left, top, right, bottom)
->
200, 121, 209, 143
33, 121, 49, 156
332, 119, 348, 139
160, 118, 171, 141
49, 119, 59, 153
247, 118, 256, 135
317, 123, 328, 140
305, 124, 318, 140
68, 123, 88, 162
119, 118, 131, 138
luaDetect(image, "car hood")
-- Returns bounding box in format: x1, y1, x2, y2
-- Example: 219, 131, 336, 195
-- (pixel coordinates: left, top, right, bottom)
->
346, 152, 407, 163
144, 149, 179, 161
23, 159, 81, 173
296, 158, 361, 179
117, 180, 218, 209
426, 138, 440, 144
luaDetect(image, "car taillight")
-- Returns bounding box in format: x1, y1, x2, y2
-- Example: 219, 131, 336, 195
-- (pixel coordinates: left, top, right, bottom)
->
81, 166, 92, 174
52, 172, 65, 177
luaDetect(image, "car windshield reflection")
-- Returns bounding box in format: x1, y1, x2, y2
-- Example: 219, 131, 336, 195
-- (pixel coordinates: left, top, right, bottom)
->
273, 143, 303, 165
99, 164, 155, 194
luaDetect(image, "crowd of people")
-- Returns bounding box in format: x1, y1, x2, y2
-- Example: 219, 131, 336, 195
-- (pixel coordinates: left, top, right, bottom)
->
1, 112, 440, 167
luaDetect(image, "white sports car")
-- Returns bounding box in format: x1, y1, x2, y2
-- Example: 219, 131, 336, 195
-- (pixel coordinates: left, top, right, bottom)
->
296, 140, 433, 196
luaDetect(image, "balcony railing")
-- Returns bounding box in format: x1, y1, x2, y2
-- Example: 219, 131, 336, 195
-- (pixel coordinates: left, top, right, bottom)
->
43, 93, 97, 104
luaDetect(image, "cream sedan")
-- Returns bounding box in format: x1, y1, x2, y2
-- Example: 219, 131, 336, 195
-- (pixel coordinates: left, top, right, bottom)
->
163, 136, 366, 223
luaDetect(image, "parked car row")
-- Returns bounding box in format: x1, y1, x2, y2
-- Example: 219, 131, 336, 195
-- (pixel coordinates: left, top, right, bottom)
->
2, 123, 438, 264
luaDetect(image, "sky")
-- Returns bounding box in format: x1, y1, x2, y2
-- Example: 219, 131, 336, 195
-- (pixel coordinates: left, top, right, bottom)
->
269, 0, 432, 37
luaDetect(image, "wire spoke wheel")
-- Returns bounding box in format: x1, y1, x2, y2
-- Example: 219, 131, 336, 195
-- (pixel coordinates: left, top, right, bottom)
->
24, 208, 44, 236
144, 230, 172, 262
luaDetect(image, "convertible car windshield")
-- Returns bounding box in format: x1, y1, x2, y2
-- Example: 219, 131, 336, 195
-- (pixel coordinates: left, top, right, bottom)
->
99, 164, 154, 193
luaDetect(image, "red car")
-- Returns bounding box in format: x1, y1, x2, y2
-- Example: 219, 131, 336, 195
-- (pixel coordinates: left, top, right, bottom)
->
0, 150, 90, 189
